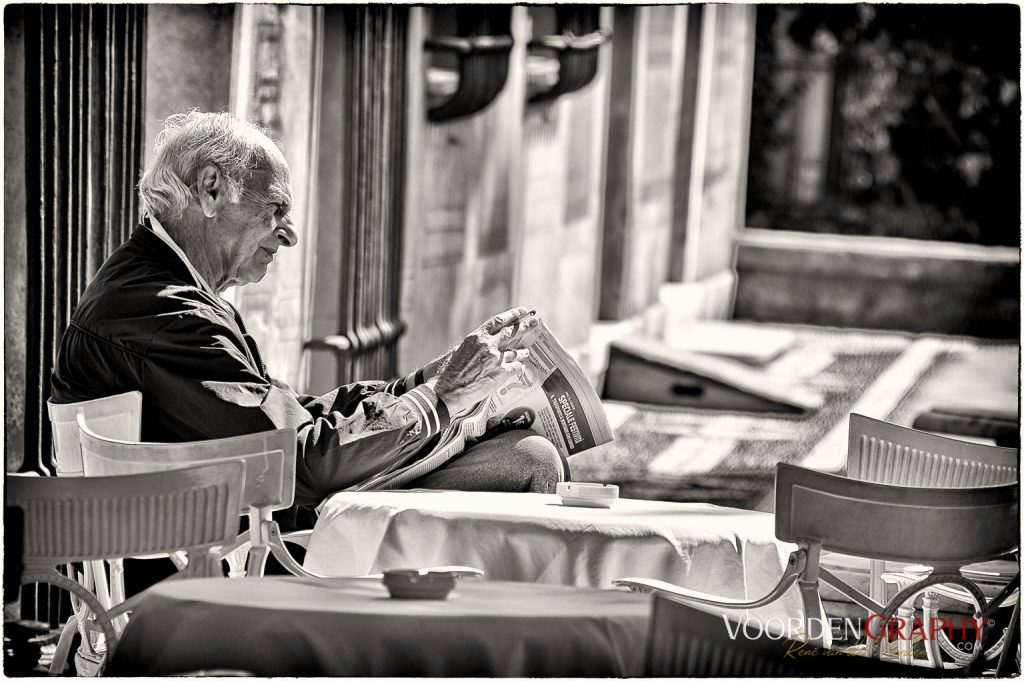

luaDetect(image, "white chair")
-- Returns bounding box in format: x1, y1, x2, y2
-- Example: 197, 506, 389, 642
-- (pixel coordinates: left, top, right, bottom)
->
76, 421, 483, 582
615, 462, 1019, 672
645, 590, 937, 677
77, 418, 317, 579
844, 413, 1018, 599
847, 413, 1018, 491
6, 462, 244, 674
47, 392, 142, 477
45, 392, 159, 671
844, 413, 1019, 669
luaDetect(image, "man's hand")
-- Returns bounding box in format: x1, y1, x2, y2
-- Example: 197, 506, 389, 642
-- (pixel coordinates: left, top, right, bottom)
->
431, 308, 538, 415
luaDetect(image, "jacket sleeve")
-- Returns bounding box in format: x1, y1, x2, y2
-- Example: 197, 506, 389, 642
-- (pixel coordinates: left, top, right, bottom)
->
143, 312, 449, 507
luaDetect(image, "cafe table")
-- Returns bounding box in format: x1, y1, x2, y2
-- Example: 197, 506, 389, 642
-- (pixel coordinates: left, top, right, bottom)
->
304, 491, 802, 623
106, 577, 651, 677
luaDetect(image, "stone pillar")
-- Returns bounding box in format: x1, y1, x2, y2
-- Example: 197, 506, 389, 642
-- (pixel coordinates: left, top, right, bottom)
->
598, 6, 688, 321
396, 7, 529, 374
6, 5, 146, 473
228, 5, 316, 390
307, 6, 409, 387
143, 5, 234, 167
513, 7, 613, 352
662, 5, 757, 324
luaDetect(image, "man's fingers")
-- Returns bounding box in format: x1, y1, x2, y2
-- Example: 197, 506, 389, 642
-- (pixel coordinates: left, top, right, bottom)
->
502, 360, 526, 376
501, 348, 530, 364
494, 314, 538, 345
482, 307, 530, 335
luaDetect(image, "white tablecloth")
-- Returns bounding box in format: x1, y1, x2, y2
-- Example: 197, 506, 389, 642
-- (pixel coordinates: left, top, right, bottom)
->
305, 491, 801, 622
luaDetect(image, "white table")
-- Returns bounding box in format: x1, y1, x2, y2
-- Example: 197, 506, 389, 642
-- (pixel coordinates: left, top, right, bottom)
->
304, 491, 802, 622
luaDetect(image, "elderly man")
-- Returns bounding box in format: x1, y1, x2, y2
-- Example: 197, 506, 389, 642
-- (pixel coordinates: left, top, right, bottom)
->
50, 111, 568, 523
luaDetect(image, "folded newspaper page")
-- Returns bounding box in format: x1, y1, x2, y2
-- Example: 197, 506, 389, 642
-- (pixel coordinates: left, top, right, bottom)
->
351, 318, 613, 491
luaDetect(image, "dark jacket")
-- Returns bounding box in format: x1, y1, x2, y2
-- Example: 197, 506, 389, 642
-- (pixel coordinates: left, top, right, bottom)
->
50, 223, 449, 508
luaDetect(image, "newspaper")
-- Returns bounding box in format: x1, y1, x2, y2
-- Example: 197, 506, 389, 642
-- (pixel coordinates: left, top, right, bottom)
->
351, 318, 613, 492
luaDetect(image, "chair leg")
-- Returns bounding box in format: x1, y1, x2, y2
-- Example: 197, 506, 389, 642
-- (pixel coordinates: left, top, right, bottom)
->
108, 559, 125, 605
63, 564, 95, 649
246, 545, 270, 578
88, 560, 113, 611
49, 614, 79, 675
221, 542, 252, 579
921, 592, 943, 669
107, 559, 128, 634
896, 602, 914, 666
869, 559, 886, 605
996, 598, 1021, 677
797, 544, 831, 648
797, 581, 831, 648
876, 572, 987, 668
68, 563, 111, 662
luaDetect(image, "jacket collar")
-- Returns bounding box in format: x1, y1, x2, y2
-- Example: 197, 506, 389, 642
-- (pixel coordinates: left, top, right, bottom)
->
146, 214, 219, 297
134, 217, 242, 322
132, 217, 199, 287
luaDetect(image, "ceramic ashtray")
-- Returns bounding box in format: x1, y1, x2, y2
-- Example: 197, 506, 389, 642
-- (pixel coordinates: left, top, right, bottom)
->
556, 481, 619, 508
382, 569, 457, 600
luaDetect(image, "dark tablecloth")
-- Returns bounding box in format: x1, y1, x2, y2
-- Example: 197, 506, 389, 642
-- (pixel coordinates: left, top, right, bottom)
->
107, 577, 651, 677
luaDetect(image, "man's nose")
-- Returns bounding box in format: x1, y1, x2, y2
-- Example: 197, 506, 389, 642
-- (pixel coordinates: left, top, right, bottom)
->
275, 219, 298, 248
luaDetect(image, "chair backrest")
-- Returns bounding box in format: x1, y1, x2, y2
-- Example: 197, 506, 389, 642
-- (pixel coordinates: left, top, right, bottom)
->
774, 462, 1019, 565
5, 462, 244, 568
47, 392, 142, 477
77, 417, 297, 513
847, 413, 1018, 487
647, 592, 944, 677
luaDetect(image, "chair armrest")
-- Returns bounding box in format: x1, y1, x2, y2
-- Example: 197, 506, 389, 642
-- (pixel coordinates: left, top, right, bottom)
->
612, 577, 776, 610
615, 549, 805, 611
280, 529, 313, 550
127, 551, 188, 569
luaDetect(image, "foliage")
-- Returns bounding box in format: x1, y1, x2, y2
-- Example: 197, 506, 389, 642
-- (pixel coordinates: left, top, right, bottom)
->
748, 4, 1021, 246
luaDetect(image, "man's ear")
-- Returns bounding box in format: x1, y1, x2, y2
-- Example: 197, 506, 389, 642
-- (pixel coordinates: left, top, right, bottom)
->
197, 164, 223, 218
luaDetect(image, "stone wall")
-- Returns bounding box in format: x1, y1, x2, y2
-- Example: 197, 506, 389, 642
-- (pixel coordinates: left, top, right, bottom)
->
144, 5, 316, 390
514, 26, 611, 350
227, 6, 316, 390
734, 230, 1020, 338
143, 5, 235, 167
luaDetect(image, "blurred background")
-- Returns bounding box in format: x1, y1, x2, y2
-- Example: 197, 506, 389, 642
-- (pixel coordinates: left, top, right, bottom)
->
5, 4, 1020, 507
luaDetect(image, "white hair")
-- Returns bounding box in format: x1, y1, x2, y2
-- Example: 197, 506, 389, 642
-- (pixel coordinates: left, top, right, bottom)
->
137, 110, 276, 219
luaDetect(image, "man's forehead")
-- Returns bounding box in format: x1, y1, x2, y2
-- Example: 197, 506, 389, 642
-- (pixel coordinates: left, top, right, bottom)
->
244, 166, 292, 200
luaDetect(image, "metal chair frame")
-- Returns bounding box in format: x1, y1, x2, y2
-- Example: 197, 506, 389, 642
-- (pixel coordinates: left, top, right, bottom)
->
845, 413, 1019, 668
615, 462, 1019, 672
45, 392, 166, 672
646, 590, 946, 677
77, 417, 320, 579
6, 463, 244, 673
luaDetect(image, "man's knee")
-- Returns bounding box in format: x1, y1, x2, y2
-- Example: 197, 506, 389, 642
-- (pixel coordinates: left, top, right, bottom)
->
411, 430, 571, 493
505, 432, 570, 493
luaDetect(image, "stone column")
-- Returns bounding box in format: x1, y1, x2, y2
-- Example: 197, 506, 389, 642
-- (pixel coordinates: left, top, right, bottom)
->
598, 6, 688, 321
307, 6, 409, 386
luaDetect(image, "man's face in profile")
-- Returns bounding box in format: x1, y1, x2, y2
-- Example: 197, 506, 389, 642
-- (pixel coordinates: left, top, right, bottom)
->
216, 143, 297, 288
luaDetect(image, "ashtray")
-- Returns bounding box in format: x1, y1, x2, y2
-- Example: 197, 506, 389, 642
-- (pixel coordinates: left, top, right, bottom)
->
382, 570, 457, 600
556, 481, 619, 508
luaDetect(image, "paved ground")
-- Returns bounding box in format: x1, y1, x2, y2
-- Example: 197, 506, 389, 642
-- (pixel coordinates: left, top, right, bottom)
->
567, 322, 1019, 510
